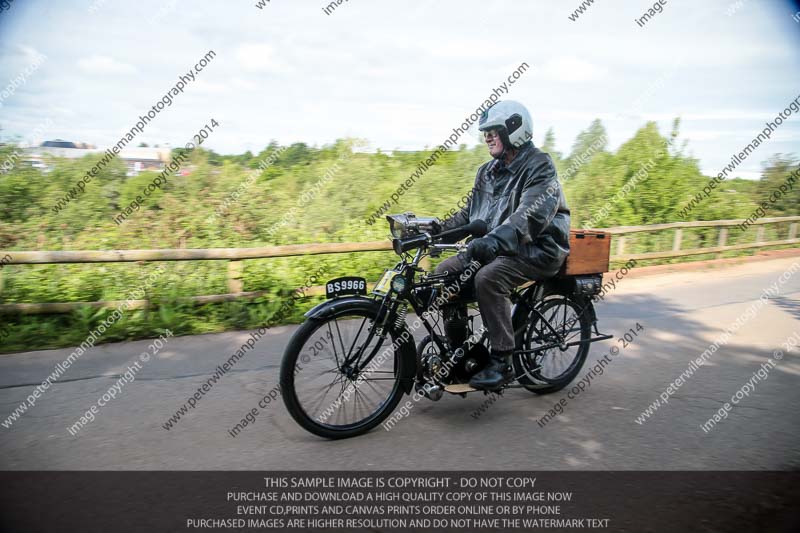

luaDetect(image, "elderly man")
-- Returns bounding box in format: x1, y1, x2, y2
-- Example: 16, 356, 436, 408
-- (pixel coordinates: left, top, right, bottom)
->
430, 100, 571, 390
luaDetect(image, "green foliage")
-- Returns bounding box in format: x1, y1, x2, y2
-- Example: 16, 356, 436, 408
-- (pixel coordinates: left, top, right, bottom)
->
754, 156, 800, 216
0, 121, 795, 352
564, 118, 608, 174
541, 127, 564, 175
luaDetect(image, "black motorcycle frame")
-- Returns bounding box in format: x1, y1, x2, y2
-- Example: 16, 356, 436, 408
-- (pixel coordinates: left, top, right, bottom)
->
304, 231, 611, 394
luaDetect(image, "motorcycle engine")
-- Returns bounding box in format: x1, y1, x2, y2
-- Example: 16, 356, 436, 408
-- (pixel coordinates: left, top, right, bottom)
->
421, 342, 491, 384
422, 353, 444, 379
443, 305, 468, 348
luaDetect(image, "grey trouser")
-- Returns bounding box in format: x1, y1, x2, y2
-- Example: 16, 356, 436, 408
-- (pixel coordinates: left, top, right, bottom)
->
434, 254, 545, 353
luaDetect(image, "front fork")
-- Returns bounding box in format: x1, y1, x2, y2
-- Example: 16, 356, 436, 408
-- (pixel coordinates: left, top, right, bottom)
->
342, 294, 405, 373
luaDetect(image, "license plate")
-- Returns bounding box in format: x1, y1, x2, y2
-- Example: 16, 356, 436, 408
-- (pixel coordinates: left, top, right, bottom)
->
373, 270, 399, 296
325, 277, 367, 299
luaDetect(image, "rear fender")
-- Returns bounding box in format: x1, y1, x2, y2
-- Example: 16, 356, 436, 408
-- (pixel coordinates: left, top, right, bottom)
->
574, 295, 598, 325
511, 280, 598, 335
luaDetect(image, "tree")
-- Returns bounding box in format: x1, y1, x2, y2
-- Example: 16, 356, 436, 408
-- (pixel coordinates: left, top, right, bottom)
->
540, 127, 564, 175
755, 156, 800, 216
563, 119, 608, 181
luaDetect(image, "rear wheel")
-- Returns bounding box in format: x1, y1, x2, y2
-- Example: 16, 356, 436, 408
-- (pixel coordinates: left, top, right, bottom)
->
513, 295, 591, 395
280, 305, 407, 439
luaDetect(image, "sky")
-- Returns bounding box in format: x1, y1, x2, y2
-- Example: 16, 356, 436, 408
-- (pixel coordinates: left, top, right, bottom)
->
1, 0, 799, 180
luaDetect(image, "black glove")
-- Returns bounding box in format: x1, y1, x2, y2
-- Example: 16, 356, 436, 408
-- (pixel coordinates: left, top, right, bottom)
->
466, 235, 500, 265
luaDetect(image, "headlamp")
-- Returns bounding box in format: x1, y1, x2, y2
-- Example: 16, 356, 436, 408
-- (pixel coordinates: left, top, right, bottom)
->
385, 213, 437, 239
390, 275, 407, 294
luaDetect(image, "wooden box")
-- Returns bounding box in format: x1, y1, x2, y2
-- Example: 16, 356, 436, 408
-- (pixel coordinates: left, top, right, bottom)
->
561, 230, 611, 275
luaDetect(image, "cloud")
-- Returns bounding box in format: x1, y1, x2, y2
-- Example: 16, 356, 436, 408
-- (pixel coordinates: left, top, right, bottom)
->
681, 129, 731, 141
4, 0, 796, 167
77, 55, 137, 75
539, 56, 608, 83
17, 45, 47, 62
0, 44, 47, 73
642, 111, 780, 121
700, 168, 762, 181
430, 38, 514, 60
231, 77, 257, 91
235, 44, 284, 72
191, 80, 229, 94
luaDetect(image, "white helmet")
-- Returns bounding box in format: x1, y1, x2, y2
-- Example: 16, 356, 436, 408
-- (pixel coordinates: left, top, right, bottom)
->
478, 100, 533, 150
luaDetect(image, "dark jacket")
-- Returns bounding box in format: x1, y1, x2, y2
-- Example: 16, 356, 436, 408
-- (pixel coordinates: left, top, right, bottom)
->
441, 143, 571, 276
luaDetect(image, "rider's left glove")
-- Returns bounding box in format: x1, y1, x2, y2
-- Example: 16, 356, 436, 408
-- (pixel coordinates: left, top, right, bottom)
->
466, 235, 501, 265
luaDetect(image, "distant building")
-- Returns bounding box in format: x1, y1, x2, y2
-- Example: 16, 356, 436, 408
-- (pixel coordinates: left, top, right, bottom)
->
115, 146, 170, 175
41, 140, 84, 149
24, 140, 172, 176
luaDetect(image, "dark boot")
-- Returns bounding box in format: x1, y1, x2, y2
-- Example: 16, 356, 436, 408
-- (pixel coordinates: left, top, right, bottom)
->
469, 351, 513, 391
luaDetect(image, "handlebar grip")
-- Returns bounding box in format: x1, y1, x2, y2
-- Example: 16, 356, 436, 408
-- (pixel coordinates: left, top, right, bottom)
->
392, 234, 430, 255
433, 219, 488, 242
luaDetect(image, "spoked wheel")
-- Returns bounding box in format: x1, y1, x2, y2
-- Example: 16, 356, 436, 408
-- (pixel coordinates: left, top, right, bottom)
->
280, 305, 406, 439
513, 295, 591, 395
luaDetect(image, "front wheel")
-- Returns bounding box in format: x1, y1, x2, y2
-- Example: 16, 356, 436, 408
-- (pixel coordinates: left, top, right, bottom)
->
280, 304, 407, 439
513, 295, 592, 395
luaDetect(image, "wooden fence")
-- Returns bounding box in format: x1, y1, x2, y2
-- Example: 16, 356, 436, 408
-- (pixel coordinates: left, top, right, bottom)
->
1, 216, 798, 315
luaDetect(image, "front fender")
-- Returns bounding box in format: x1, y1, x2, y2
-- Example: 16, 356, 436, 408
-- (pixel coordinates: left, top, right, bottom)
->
304, 296, 417, 394
304, 295, 380, 319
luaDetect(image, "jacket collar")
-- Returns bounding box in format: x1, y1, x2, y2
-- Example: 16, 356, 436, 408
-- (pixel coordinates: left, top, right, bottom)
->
489, 142, 536, 176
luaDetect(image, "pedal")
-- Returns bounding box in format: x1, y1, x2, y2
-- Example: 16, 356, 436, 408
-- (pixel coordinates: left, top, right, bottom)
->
444, 383, 478, 394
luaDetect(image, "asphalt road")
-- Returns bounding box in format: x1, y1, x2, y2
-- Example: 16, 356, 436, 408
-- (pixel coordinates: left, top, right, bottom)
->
1, 253, 799, 470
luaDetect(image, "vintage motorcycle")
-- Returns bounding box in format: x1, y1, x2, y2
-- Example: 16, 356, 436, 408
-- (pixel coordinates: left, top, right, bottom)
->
280, 213, 611, 439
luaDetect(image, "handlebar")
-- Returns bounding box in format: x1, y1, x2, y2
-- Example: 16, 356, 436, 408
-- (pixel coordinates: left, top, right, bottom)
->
431, 243, 465, 251
392, 233, 430, 255
391, 220, 484, 256
391, 236, 465, 256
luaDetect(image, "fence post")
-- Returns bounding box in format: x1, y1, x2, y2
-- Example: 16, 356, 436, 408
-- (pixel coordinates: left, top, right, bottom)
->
756, 226, 765, 244
672, 229, 683, 252
717, 228, 728, 259
790, 223, 798, 241
616, 235, 626, 257
228, 260, 243, 293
